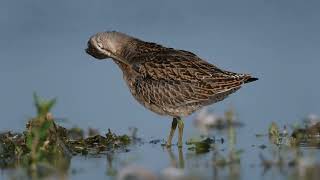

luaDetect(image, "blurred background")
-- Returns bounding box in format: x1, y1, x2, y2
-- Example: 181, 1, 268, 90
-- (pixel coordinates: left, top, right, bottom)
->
0, 0, 319, 140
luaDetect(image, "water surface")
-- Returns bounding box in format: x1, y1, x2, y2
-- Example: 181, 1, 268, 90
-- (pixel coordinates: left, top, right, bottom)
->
1, 1, 320, 179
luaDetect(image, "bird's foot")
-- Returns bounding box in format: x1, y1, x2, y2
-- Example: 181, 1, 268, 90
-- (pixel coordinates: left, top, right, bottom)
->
165, 142, 172, 148
165, 118, 178, 148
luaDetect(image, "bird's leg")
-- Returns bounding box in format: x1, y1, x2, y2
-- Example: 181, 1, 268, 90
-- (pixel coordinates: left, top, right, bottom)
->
166, 117, 178, 147
177, 117, 184, 148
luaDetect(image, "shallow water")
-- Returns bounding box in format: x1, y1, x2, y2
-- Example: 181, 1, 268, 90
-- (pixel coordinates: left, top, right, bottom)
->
1, 0, 320, 179
2, 122, 320, 180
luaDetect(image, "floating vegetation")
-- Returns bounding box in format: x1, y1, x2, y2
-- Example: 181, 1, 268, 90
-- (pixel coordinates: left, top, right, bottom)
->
65, 128, 131, 155
291, 122, 320, 147
2, 93, 320, 180
268, 122, 282, 145
0, 93, 131, 178
186, 137, 216, 154
269, 122, 280, 138
0, 132, 25, 169
255, 116, 320, 179
267, 119, 320, 147
149, 139, 162, 144
258, 144, 267, 149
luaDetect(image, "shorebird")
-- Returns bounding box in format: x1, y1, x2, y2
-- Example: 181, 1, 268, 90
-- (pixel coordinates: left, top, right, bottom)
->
86, 31, 258, 147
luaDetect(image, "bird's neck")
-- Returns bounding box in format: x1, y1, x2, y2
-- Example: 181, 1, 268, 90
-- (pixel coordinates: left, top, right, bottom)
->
113, 60, 128, 71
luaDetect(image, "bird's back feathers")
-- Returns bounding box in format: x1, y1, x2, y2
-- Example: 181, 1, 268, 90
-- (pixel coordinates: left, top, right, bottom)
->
113, 40, 257, 116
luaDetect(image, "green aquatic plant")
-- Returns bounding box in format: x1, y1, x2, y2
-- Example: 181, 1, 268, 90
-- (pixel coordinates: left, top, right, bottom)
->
33, 93, 57, 117
268, 122, 280, 138
0, 93, 132, 178
267, 119, 320, 147
268, 122, 281, 145
24, 93, 70, 177
186, 137, 215, 154
291, 122, 320, 147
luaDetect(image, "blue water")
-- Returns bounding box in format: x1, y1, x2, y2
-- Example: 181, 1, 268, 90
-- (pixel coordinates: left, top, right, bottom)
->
1, 0, 320, 179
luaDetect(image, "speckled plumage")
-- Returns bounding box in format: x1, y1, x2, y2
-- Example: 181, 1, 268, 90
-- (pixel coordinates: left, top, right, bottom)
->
86, 31, 257, 117
86, 31, 258, 146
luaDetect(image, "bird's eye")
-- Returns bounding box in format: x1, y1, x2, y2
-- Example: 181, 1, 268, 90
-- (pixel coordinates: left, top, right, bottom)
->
97, 42, 103, 48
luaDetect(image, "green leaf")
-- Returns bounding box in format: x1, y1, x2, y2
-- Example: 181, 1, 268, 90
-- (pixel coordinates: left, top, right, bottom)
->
26, 132, 34, 150
33, 92, 57, 116
269, 122, 280, 138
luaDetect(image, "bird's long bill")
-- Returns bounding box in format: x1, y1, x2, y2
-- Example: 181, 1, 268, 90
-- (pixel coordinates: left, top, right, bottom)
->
85, 47, 110, 60
85, 47, 131, 66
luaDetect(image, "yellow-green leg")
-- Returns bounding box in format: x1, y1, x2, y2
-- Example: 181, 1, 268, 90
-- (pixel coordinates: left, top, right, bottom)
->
177, 117, 184, 148
166, 118, 178, 147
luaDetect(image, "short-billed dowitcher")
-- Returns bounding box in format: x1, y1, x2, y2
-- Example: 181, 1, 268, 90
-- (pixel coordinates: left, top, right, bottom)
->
86, 31, 258, 147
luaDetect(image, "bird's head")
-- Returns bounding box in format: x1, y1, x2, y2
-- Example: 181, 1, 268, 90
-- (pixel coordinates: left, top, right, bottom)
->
85, 31, 131, 60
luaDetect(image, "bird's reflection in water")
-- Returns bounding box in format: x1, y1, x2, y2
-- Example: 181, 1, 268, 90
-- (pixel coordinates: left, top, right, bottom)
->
166, 147, 185, 169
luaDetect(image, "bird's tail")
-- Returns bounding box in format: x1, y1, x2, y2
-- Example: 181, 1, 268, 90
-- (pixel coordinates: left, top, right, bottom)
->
244, 76, 259, 84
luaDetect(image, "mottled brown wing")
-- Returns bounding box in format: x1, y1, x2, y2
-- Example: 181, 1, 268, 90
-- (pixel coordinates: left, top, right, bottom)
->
131, 49, 250, 86
134, 75, 241, 110
130, 49, 248, 107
